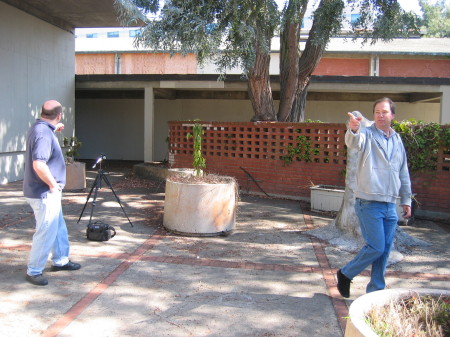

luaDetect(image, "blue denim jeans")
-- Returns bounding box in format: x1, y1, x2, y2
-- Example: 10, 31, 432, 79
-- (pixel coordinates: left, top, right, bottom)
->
341, 198, 398, 293
26, 190, 70, 276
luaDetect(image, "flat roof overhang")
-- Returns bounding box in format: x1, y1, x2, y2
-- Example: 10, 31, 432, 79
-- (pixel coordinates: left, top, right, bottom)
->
1, 0, 124, 32
76, 74, 449, 104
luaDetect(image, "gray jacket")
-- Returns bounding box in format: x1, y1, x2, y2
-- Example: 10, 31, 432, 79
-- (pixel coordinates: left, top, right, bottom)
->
345, 123, 412, 206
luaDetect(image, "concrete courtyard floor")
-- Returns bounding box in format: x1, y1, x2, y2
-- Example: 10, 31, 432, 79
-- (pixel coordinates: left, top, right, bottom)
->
0, 162, 449, 337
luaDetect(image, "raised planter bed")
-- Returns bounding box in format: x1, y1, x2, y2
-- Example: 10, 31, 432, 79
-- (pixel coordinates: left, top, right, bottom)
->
310, 185, 414, 223
310, 185, 345, 212
163, 175, 237, 236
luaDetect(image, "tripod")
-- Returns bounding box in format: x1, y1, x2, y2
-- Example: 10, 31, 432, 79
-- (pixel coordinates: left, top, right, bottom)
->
77, 156, 133, 227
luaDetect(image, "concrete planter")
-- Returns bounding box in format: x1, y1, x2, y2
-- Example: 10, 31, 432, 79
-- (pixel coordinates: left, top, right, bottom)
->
167, 168, 197, 178
310, 185, 345, 212
64, 161, 86, 190
132, 164, 196, 181
163, 177, 237, 236
345, 288, 450, 337
310, 185, 415, 223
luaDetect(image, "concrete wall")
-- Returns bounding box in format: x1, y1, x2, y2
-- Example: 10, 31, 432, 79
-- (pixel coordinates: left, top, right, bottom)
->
0, 2, 75, 183
76, 99, 144, 161
77, 51, 450, 78
76, 98, 254, 162
307, 101, 441, 123
74, 96, 440, 163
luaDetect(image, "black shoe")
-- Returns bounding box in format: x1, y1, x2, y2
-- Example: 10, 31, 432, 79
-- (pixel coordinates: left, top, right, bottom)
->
26, 274, 48, 286
337, 269, 351, 298
51, 261, 81, 272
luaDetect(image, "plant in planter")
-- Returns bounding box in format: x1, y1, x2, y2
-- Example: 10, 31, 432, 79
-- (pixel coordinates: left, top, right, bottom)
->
186, 122, 206, 177
345, 288, 450, 337
63, 136, 86, 190
366, 293, 450, 337
63, 136, 82, 163
163, 121, 238, 236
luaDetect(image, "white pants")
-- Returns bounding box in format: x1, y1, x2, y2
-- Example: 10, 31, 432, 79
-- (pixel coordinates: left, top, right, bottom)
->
26, 190, 70, 276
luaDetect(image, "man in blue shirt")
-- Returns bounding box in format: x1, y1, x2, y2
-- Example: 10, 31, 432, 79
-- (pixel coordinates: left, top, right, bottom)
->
23, 100, 81, 286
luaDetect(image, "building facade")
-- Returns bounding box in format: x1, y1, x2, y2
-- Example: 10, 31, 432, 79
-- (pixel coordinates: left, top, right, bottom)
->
74, 29, 450, 163
1, 0, 450, 184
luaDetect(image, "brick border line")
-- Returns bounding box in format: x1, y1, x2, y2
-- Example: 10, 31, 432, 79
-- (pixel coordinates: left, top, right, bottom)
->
386, 270, 450, 282
139, 255, 322, 273
3, 241, 448, 281
41, 230, 165, 337
2, 241, 449, 285
2, 242, 449, 282
302, 213, 348, 335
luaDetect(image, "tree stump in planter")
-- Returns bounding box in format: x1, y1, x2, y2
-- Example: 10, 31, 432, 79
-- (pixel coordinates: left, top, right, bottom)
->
163, 175, 237, 236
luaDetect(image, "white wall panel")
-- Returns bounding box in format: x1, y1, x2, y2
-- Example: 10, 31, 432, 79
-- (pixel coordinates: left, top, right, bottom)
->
76, 99, 144, 161
0, 2, 75, 183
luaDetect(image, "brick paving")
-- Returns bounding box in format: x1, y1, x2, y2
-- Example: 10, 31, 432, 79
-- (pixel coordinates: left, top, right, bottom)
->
0, 165, 448, 337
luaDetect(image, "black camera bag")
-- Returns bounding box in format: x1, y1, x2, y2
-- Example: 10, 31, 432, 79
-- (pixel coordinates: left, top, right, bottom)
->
86, 221, 116, 241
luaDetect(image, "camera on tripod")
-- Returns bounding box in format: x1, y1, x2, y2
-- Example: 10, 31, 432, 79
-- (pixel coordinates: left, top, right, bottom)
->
92, 153, 106, 169
78, 153, 133, 232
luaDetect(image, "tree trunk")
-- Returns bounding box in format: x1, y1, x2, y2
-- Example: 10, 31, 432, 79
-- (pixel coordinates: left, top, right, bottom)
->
335, 112, 373, 236
289, 81, 309, 122
278, 22, 300, 122
277, 0, 307, 122
248, 49, 276, 121
287, 0, 345, 122
289, 29, 326, 122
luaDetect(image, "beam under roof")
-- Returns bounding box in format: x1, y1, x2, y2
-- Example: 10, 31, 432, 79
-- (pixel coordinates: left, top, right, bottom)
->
1, 0, 122, 32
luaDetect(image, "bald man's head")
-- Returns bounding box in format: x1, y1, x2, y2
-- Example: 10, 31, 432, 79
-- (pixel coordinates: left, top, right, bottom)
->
41, 100, 62, 120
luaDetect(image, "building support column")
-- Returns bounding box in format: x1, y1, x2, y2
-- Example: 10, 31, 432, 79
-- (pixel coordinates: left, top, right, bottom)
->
144, 87, 155, 162
370, 55, 379, 76
440, 85, 450, 124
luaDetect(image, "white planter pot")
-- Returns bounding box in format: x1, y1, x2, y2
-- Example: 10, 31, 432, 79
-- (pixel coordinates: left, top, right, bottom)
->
345, 288, 450, 337
310, 185, 345, 212
163, 178, 237, 236
64, 161, 86, 190
310, 185, 414, 223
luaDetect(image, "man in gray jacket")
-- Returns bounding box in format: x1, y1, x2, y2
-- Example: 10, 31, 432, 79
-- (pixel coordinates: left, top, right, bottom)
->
337, 97, 412, 298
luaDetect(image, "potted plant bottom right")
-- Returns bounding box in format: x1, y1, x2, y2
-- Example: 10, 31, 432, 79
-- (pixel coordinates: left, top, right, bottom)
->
345, 288, 450, 337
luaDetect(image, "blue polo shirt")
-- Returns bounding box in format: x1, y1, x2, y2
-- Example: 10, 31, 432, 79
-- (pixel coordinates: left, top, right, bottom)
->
23, 119, 66, 198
